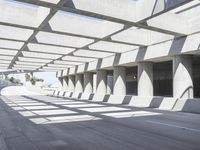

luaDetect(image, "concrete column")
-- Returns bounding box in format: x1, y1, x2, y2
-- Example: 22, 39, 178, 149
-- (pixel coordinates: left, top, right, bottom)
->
84, 72, 93, 93
107, 75, 113, 94
93, 73, 97, 93
113, 66, 126, 95
138, 62, 153, 96
68, 75, 75, 92
96, 70, 107, 94
63, 76, 68, 91
58, 77, 63, 90
173, 55, 193, 99
75, 74, 83, 93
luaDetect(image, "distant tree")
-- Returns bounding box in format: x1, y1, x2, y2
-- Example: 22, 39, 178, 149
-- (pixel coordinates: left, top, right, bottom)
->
25, 73, 44, 85
25, 73, 31, 81
30, 76, 44, 85
9, 77, 14, 83
8, 77, 21, 84
36, 78, 44, 82
30, 78, 36, 85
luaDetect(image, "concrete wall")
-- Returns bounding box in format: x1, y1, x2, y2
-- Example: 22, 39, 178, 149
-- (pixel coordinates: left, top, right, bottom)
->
173, 98, 200, 114
49, 90, 200, 114
57, 32, 200, 78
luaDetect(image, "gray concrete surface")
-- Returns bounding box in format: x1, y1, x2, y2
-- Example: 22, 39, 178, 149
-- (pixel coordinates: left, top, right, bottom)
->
173, 55, 193, 99
0, 95, 200, 150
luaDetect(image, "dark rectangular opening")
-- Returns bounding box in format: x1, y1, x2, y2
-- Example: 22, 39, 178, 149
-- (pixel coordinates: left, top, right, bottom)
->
193, 56, 200, 98
126, 66, 137, 95
153, 61, 173, 97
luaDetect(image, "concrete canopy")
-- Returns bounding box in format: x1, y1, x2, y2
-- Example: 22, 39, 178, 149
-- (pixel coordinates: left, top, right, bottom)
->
0, 0, 199, 73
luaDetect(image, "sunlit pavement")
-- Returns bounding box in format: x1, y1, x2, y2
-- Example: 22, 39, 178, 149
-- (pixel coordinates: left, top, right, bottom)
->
0, 94, 200, 150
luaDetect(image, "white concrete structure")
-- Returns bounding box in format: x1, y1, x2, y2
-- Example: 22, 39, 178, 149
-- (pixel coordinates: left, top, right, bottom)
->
84, 72, 93, 93
68, 75, 75, 92
58, 77, 63, 91
93, 73, 97, 93
75, 74, 83, 93
113, 67, 126, 95
138, 62, 153, 97
107, 75, 113, 94
2, 1, 200, 150
63, 77, 68, 91
96, 70, 107, 95
173, 55, 193, 99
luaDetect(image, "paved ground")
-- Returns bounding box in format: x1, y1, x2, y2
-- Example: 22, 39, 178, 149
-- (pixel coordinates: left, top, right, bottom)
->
0, 95, 200, 150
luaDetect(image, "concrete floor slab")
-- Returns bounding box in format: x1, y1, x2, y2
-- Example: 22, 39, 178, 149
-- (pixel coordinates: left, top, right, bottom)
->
0, 95, 200, 150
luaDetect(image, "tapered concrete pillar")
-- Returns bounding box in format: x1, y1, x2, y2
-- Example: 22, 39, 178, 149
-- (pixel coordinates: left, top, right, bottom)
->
173, 55, 193, 99
93, 73, 97, 93
107, 75, 113, 94
113, 66, 126, 95
63, 77, 68, 91
68, 75, 75, 92
75, 74, 83, 93
84, 72, 93, 93
58, 77, 64, 90
96, 70, 107, 94
138, 62, 153, 96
